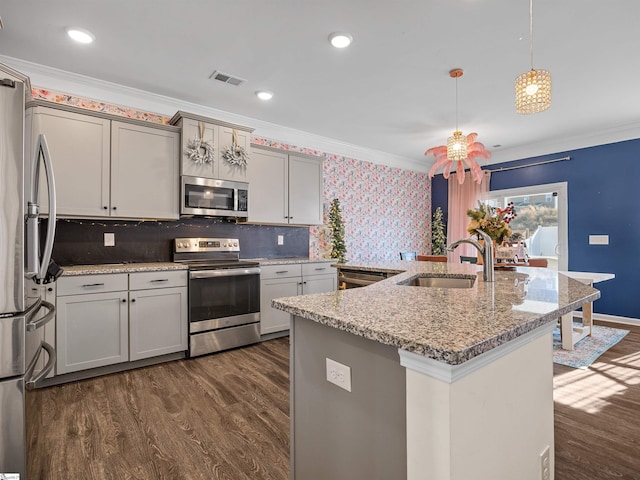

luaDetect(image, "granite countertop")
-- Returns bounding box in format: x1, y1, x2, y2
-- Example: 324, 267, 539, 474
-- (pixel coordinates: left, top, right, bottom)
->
272, 261, 601, 365
247, 258, 336, 266
61, 262, 188, 276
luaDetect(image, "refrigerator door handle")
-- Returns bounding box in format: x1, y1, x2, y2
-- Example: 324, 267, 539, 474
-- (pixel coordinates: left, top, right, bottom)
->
26, 134, 57, 281
24, 340, 56, 391
25, 300, 55, 332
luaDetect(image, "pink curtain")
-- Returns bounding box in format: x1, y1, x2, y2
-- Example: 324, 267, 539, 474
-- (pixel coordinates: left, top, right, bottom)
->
447, 170, 491, 261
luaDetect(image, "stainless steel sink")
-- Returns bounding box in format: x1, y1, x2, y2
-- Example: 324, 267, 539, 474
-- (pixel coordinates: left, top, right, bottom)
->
404, 276, 475, 288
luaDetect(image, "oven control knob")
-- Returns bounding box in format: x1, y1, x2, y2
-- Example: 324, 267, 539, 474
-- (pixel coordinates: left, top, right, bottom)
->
233, 242, 238, 247
223, 243, 228, 247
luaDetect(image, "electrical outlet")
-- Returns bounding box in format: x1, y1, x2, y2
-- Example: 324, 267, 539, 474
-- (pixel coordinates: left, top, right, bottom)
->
326, 358, 351, 392
277, 235, 284, 245
104, 232, 115, 247
540, 446, 550, 480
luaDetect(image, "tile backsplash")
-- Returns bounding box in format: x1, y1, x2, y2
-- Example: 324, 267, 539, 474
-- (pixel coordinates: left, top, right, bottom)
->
48, 218, 309, 266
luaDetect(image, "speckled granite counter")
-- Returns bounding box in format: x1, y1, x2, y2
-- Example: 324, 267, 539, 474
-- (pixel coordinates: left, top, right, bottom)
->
272, 261, 600, 365
61, 262, 188, 276
247, 258, 335, 266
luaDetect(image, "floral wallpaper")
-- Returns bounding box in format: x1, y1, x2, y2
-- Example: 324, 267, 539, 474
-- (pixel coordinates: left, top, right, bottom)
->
33, 87, 432, 262
31, 87, 171, 124
253, 139, 431, 262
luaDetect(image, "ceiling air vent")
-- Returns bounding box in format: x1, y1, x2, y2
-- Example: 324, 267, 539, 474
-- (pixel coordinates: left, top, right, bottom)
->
209, 70, 247, 87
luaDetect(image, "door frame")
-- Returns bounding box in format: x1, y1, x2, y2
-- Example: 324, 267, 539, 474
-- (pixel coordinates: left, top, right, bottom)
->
485, 182, 568, 271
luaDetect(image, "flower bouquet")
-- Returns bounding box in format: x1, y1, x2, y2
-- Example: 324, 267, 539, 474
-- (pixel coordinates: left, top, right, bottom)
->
466, 202, 517, 245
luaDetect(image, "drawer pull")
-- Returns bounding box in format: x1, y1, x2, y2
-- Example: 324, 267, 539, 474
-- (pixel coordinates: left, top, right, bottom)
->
275, 270, 289, 274
82, 283, 105, 288
314, 267, 327, 271
150, 279, 169, 283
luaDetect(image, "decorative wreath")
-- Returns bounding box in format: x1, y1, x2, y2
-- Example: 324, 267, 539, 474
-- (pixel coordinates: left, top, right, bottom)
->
186, 138, 215, 165
221, 129, 249, 167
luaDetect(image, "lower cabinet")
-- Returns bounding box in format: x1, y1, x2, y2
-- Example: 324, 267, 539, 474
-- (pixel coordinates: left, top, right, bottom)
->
56, 271, 187, 375
260, 262, 336, 335
129, 285, 188, 361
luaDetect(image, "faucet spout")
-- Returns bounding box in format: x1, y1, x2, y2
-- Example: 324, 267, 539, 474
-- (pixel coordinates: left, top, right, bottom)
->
447, 229, 495, 282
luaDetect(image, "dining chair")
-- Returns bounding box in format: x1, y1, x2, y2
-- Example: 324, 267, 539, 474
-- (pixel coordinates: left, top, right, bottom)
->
460, 255, 478, 264
527, 258, 548, 267
400, 252, 417, 261
417, 255, 448, 262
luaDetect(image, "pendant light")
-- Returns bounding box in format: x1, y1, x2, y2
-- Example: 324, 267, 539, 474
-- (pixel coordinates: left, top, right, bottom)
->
515, 0, 551, 114
425, 69, 491, 185
447, 69, 467, 161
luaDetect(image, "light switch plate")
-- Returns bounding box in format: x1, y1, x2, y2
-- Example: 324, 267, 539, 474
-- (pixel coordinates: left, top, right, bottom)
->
277, 235, 284, 245
104, 232, 115, 247
589, 235, 609, 245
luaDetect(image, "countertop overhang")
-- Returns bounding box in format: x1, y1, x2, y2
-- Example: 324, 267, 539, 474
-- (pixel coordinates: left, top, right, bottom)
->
272, 261, 601, 365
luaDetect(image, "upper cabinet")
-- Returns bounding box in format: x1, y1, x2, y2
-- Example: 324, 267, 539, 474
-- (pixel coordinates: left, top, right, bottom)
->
248, 147, 323, 225
170, 111, 254, 183
28, 104, 180, 220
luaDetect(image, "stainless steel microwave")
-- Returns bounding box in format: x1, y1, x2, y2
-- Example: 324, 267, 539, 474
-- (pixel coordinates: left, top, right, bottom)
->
181, 176, 249, 218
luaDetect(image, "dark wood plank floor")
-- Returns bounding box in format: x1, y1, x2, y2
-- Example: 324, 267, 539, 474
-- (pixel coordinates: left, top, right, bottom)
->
27, 337, 290, 480
554, 321, 640, 480
28, 322, 640, 480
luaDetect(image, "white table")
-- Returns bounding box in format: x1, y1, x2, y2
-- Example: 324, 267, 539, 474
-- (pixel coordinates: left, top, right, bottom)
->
557, 271, 615, 350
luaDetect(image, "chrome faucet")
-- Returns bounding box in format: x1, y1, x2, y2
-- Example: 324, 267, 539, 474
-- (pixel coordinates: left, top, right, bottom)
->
448, 229, 495, 282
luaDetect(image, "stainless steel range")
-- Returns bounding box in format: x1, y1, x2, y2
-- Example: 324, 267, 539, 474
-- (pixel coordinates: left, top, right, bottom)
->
174, 237, 260, 357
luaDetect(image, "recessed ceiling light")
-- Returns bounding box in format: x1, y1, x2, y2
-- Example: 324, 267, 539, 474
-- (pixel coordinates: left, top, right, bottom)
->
328, 32, 353, 49
66, 27, 95, 44
255, 90, 273, 101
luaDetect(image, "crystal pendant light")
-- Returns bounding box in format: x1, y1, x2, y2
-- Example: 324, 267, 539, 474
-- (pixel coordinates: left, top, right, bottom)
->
515, 0, 551, 114
446, 69, 467, 161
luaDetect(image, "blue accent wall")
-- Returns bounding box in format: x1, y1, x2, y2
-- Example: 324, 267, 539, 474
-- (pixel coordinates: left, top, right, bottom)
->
431, 138, 640, 319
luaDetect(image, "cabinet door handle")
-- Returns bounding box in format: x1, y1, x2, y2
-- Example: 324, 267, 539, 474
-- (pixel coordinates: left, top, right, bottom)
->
131, 298, 136, 303
150, 279, 169, 283
47, 287, 53, 292
122, 299, 127, 303
298, 282, 303, 285
103, 206, 108, 210
112, 206, 117, 211
303, 281, 307, 284
284, 216, 289, 219
82, 283, 105, 288
275, 270, 289, 274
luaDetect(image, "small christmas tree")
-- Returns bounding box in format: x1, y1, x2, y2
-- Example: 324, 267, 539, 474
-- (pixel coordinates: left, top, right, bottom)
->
329, 198, 347, 263
431, 206, 447, 255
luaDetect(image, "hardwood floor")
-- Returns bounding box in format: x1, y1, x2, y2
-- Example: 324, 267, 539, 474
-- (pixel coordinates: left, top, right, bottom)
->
28, 322, 640, 479
554, 321, 640, 480
27, 337, 290, 480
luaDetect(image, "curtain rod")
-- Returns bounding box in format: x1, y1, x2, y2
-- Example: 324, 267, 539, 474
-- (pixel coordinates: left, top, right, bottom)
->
487, 156, 570, 173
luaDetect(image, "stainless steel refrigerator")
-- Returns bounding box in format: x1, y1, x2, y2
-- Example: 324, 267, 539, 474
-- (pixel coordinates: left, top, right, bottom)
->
0, 63, 58, 478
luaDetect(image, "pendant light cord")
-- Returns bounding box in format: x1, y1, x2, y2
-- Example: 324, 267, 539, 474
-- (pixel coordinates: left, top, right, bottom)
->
529, 0, 534, 69
455, 75, 459, 131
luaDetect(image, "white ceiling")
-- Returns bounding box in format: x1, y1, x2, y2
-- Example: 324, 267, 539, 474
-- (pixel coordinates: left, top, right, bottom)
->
2, 0, 640, 169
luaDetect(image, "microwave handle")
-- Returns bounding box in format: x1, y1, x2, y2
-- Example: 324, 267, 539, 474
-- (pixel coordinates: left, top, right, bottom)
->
233, 188, 239, 212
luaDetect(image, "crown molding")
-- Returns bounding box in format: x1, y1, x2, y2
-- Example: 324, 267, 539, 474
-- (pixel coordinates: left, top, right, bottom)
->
0, 55, 427, 173
488, 121, 640, 165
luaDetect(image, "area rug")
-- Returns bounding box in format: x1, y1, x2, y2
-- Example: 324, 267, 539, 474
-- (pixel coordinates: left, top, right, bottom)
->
552, 323, 629, 369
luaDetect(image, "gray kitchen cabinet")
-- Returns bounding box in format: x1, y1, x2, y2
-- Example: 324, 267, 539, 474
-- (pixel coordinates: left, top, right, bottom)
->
171, 111, 253, 182
111, 121, 179, 219
260, 262, 336, 335
30, 106, 111, 217
28, 104, 180, 219
128, 271, 188, 361
56, 274, 129, 374
260, 264, 303, 335
301, 263, 337, 294
249, 147, 323, 225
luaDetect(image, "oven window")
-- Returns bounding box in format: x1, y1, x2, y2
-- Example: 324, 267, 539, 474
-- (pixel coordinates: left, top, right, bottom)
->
190, 273, 259, 322
184, 183, 234, 211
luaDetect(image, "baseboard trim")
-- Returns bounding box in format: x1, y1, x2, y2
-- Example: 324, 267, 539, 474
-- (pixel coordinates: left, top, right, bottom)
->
573, 312, 640, 327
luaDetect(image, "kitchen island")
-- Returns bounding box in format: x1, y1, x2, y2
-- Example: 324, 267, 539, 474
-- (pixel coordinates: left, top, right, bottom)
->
272, 261, 600, 480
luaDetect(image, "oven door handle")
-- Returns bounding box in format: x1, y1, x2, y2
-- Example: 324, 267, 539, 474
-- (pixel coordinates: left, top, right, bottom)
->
190, 267, 261, 279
